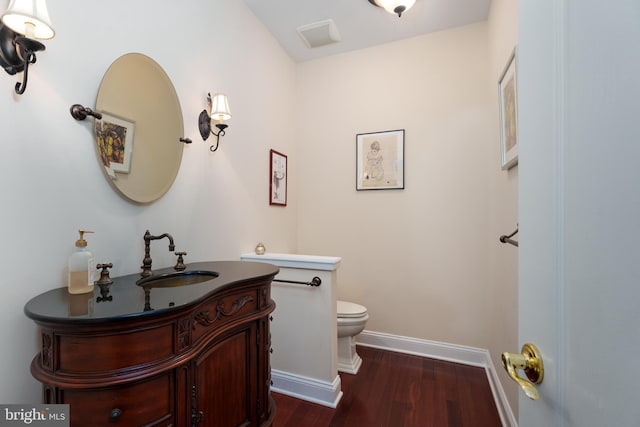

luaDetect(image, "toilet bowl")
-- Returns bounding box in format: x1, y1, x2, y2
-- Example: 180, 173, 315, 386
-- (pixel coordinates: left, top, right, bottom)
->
337, 300, 369, 374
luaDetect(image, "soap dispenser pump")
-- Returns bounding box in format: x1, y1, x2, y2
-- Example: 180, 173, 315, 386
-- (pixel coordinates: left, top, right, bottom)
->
68, 229, 95, 294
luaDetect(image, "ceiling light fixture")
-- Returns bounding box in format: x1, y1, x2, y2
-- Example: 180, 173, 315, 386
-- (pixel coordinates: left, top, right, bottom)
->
368, 0, 416, 17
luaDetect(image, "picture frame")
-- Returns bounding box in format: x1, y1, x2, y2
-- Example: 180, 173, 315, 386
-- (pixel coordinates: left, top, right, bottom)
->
356, 129, 404, 190
270, 149, 287, 206
498, 47, 518, 170
95, 112, 136, 178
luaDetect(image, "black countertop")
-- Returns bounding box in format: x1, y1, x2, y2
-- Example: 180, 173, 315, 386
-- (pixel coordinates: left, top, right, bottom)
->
24, 261, 278, 324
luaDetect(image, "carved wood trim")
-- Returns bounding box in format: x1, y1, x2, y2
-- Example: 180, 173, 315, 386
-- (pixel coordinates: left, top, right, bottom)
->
217, 295, 254, 318
193, 295, 255, 329
193, 310, 214, 329
41, 331, 53, 371
178, 317, 191, 351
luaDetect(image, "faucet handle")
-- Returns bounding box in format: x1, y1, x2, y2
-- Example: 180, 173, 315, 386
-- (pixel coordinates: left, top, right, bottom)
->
96, 263, 114, 303
174, 252, 187, 271
96, 263, 114, 286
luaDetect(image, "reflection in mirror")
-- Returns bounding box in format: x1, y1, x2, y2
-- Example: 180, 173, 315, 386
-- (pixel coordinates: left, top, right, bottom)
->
95, 53, 184, 204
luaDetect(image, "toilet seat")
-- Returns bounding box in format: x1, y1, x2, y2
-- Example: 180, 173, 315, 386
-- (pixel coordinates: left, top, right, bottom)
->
337, 300, 367, 318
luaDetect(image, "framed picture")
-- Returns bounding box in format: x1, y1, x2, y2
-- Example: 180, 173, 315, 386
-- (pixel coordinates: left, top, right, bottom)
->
498, 47, 518, 170
270, 149, 287, 206
356, 129, 404, 190
95, 112, 135, 178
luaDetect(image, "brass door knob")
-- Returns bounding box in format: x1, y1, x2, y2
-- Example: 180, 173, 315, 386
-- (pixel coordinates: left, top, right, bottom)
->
501, 343, 544, 400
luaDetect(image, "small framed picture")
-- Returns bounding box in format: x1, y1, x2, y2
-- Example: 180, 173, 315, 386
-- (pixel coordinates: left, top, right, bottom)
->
270, 149, 287, 206
95, 112, 135, 178
498, 47, 518, 170
356, 129, 404, 190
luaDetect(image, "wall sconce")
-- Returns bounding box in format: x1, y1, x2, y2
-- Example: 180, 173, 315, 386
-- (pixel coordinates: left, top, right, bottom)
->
367, 0, 416, 17
198, 92, 231, 152
0, 0, 55, 94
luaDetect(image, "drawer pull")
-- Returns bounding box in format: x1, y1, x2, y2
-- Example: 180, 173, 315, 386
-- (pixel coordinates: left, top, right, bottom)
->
110, 408, 122, 420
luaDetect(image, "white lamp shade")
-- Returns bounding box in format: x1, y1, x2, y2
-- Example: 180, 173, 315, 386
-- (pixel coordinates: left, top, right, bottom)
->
376, 0, 416, 15
1, 0, 55, 40
210, 93, 231, 122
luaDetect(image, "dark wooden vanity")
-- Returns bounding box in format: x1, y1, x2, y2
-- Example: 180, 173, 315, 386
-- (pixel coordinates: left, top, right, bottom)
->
24, 261, 278, 427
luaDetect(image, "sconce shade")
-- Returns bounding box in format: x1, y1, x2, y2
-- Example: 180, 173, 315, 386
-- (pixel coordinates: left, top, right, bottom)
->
210, 93, 231, 122
198, 92, 231, 151
1, 0, 54, 39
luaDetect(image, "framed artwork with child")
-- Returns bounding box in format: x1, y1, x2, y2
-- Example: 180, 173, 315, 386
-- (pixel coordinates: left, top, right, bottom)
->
356, 129, 404, 190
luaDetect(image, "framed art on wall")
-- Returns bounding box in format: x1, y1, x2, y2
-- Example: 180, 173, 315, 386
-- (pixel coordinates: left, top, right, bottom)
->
95, 112, 135, 178
498, 47, 518, 170
356, 129, 404, 190
270, 149, 287, 206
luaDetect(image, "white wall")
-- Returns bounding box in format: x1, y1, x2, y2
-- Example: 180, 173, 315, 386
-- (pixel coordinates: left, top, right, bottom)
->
296, 23, 492, 343
0, 0, 297, 403
295, 5, 519, 417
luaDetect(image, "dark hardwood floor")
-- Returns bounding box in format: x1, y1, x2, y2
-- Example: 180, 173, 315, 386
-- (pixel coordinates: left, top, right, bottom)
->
272, 346, 502, 427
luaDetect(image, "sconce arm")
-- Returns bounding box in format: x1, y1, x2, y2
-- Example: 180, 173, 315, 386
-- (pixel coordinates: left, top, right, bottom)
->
209, 124, 227, 152
11, 37, 46, 95
13, 51, 34, 94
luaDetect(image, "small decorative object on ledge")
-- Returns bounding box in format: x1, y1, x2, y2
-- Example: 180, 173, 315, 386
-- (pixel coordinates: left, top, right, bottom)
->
255, 243, 266, 255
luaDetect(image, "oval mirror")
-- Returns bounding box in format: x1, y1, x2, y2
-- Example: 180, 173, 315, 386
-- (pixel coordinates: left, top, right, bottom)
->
94, 53, 184, 204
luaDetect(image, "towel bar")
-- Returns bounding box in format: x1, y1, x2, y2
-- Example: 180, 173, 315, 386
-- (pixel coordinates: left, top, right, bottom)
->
272, 276, 322, 287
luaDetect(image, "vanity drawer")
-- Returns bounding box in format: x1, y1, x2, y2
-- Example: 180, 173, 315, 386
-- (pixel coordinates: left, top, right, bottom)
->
191, 289, 258, 342
62, 374, 173, 426
56, 324, 174, 373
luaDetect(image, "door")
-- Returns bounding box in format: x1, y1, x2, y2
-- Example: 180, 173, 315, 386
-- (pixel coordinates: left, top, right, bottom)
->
516, 0, 640, 425
193, 325, 257, 426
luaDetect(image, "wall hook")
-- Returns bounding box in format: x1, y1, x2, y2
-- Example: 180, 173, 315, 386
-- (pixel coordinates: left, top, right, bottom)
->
499, 225, 519, 247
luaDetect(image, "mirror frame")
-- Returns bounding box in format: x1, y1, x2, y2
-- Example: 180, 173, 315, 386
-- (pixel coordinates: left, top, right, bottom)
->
95, 53, 184, 204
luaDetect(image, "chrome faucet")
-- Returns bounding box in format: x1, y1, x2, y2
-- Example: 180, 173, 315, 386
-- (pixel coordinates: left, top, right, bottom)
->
141, 230, 175, 277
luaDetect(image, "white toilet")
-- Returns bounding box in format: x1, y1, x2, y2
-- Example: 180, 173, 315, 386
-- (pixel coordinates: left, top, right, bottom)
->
337, 300, 369, 374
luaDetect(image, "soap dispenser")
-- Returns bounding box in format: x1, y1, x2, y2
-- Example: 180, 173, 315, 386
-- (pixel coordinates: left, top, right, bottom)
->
68, 230, 95, 294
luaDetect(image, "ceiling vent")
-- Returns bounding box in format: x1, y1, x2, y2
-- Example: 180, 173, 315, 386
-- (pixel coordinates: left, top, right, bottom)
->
296, 19, 341, 49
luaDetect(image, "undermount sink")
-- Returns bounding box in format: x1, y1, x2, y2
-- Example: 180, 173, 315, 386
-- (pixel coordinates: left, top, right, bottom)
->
136, 270, 219, 288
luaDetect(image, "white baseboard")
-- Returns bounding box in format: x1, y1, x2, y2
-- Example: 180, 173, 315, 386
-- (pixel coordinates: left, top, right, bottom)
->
357, 330, 518, 427
271, 369, 343, 408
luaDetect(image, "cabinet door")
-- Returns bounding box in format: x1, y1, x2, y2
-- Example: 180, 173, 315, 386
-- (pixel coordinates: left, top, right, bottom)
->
193, 324, 257, 427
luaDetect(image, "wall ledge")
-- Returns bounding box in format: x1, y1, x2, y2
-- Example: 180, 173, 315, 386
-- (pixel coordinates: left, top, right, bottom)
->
357, 330, 518, 427
241, 252, 342, 270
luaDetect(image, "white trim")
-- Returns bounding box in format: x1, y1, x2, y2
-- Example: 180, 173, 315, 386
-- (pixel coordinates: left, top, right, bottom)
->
357, 330, 487, 366
357, 330, 517, 427
271, 369, 343, 408
485, 358, 519, 427
240, 253, 342, 270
